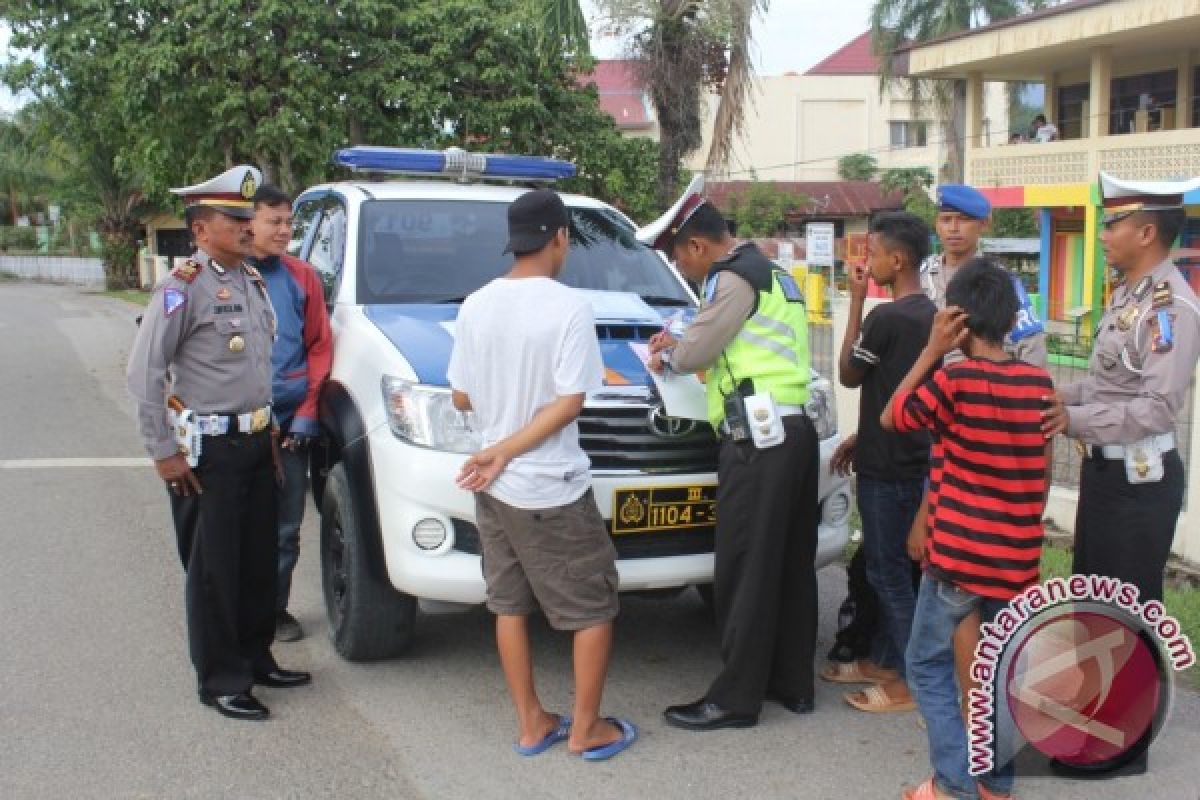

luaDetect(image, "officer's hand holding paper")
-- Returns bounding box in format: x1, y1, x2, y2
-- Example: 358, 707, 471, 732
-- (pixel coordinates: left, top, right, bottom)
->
634, 337, 709, 421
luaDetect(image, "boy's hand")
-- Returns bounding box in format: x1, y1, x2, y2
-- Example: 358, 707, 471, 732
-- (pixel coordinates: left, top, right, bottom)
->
831, 433, 856, 476
1041, 390, 1069, 438
927, 306, 970, 357
848, 263, 869, 303
907, 518, 929, 562
457, 445, 511, 493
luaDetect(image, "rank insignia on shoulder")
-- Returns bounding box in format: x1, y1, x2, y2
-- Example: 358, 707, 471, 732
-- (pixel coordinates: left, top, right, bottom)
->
1150, 309, 1175, 353
171, 262, 199, 283
1152, 281, 1173, 310
164, 287, 186, 316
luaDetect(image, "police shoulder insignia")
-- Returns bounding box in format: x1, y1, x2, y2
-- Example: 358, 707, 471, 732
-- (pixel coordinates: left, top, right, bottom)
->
1152, 281, 1173, 310
163, 287, 186, 317
1150, 310, 1175, 353
171, 261, 199, 284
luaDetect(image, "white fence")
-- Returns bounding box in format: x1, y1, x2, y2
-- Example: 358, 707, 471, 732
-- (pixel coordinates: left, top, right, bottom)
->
0, 255, 106, 289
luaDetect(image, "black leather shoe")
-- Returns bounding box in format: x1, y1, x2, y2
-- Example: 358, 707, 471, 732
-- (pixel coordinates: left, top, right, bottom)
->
254, 668, 312, 688
198, 690, 269, 721
664, 699, 757, 731
768, 692, 814, 714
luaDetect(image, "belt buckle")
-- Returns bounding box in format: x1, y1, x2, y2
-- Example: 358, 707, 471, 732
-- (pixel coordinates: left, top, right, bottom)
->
251, 407, 269, 433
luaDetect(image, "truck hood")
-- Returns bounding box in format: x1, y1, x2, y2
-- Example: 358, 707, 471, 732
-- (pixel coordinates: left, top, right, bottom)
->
364, 290, 679, 388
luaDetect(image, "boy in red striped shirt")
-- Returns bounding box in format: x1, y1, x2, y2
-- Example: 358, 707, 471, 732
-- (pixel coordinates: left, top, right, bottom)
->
882, 258, 1054, 800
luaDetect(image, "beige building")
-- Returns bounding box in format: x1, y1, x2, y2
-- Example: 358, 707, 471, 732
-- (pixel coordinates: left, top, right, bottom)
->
684, 32, 1008, 181
900, 0, 1200, 188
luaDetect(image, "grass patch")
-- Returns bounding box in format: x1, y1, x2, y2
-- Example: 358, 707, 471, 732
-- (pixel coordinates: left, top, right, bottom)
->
1041, 543, 1200, 689
100, 289, 151, 306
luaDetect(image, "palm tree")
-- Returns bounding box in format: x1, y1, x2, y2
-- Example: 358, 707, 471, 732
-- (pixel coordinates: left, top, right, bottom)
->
531, 0, 592, 58
870, 0, 1051, 182
595, 0, 768, 207
0, 114, 51, 225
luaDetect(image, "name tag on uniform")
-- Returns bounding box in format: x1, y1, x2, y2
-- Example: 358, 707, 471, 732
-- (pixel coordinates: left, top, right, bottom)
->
214, 303, 245, 314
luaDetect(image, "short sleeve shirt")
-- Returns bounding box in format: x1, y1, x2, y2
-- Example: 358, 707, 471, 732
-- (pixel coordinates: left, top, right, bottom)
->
848, 293, 937, 480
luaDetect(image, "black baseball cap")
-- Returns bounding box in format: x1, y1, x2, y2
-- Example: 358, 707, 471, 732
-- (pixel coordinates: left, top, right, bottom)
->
504, 189, 570, 254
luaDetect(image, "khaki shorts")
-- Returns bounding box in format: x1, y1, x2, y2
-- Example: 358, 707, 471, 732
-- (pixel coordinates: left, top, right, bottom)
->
474, 488, 619, 631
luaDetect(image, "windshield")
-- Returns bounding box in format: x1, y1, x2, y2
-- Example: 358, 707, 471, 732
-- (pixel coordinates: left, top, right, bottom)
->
356, 199, 693, 306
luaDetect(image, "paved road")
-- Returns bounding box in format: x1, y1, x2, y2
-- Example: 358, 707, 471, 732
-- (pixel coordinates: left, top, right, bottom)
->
2, 281, 1198, 800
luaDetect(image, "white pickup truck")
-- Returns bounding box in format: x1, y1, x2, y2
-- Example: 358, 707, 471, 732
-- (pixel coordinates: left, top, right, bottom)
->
293, 146, 852, 660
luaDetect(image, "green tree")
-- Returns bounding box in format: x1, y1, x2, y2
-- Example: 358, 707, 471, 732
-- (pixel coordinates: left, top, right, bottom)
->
991, 207, 1039, 238
596, 0, 768, 206
0, 111, 51, 225
837, 153, 879, 181
881, 166, 936, 225
870, 1, 1053, 181
4, 0, 660, 240
724, 182, 810, 238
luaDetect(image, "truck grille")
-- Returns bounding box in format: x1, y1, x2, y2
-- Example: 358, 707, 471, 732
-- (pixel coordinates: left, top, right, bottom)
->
578, 405, 718, 474
452, 519, 714, 560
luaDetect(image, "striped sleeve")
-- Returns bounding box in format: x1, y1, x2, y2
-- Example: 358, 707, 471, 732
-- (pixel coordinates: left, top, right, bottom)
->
893, 367, 956, 434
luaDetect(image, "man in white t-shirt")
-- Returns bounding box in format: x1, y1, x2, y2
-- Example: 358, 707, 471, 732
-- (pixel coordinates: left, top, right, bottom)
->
1032, 114, 1059, 142
448, 189, 636, 762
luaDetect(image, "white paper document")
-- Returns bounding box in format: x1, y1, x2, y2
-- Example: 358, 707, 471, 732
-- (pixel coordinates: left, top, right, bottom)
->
627, 342, 710, 421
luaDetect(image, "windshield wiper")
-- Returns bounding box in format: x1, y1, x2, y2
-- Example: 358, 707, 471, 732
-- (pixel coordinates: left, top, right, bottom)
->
638, 295, 691, 307
435, 295, 469, 304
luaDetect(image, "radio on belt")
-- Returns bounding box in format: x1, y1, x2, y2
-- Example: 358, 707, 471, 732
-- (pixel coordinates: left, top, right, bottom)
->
744, 392, 785, 449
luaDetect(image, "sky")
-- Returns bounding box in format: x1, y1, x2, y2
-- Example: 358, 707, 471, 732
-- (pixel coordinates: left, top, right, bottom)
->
588, 0, 877, 76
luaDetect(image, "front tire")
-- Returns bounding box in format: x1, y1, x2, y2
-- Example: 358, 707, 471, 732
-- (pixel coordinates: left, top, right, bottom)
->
320, 463, 417, 660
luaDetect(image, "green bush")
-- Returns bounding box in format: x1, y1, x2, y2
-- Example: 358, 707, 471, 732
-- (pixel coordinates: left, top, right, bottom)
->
0, 226, 38, 252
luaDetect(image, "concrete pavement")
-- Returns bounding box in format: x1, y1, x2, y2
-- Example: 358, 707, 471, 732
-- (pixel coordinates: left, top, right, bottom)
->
1, 281, 1197, 799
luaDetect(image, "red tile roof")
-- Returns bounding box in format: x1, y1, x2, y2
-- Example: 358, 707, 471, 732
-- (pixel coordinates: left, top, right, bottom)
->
579, 60, 654, 130
707, 181, 904, 218
805, 31, 879, 76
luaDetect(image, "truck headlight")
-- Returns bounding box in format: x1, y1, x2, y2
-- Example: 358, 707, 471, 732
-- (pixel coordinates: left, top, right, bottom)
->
806, 376, 837, 440
382, 376, 481, 453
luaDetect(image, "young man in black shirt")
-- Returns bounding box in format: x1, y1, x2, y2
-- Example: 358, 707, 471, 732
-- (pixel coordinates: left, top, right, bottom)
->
831, 212, 936, 712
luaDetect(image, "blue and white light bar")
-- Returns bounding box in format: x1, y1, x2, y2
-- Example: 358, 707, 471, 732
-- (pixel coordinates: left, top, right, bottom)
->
332, 146, 577, 183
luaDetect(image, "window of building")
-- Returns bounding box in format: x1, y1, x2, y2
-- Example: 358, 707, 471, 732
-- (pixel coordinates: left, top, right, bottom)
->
1110, 70, 1177, 134
889, 121, 928, 148
1056, 84, 1089, 140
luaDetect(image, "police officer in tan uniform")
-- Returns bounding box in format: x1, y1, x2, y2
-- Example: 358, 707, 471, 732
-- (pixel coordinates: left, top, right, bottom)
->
1046, 173, 1200, 607
127, 166, 310, 721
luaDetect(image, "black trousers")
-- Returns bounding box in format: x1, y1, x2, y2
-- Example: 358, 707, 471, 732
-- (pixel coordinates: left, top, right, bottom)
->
168, 431, 279, 695
1073, 449, 1184, 604
706, 415, 819, 715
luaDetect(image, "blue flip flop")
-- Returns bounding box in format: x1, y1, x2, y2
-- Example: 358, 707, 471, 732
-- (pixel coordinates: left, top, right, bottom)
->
513, 714, 571, 757
581, 717, 638, 762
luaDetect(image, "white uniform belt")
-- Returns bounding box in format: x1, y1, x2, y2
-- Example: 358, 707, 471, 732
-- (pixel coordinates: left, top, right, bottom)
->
194, 405, 272, 436
1094, 432, 1175, 460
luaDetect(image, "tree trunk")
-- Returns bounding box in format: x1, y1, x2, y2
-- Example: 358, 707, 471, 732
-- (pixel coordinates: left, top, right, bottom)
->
100, 219, 142, 290
942, 80, 967, 184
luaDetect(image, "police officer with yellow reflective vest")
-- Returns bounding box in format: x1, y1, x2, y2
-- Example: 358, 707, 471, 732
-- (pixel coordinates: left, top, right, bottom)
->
645, 179, 819, 730
1044, 173, 1200, 607
127, 166, 311, 721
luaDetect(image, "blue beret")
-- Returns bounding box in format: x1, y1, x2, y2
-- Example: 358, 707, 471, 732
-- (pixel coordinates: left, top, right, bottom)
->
937, 184, 991, 219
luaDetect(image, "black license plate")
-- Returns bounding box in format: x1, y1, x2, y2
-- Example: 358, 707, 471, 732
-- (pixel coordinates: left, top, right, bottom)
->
611, 485, 717, 534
